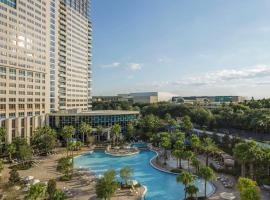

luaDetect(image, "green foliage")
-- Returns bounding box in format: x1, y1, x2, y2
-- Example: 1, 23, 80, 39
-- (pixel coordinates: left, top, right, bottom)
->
96, 169, 118, 200
79, 122, 92, 144
182, 116, 193, 132
126, 123, 135, 141
25, 183, 46, 200
185, 185, 199, 198
139, 114, 161, 133
120, 166, 134, 185
32, 126, 57, 155
198, 166, 215, 198
12, 137, 33, 163
190, 134, 200, 152
57, 157, 73, 180
237, 178, 260, 200
61, 125, 75, 143
176, 172, 196, 199
9, 168, 20, 185
52, 189, 67, 200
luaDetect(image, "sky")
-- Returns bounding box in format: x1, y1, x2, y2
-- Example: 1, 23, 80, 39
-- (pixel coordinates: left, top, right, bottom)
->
92, 0, 270, 99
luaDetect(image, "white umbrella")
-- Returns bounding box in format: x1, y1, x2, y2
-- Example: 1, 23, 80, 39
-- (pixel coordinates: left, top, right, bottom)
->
220, 192, 236, 200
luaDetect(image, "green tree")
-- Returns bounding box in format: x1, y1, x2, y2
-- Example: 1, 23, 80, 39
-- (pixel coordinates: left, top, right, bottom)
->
182, 116, 193, 132
120, 166, 134, 186
57, 157, 73, 180
185, 185, 199, 199
32, 126, 57, 156
176, 172, 196, 199
233, 142, 251, 177
126, 123, 135, 141
160, 135, 171, 165
202, 137, 218, 166
6, 143, 16, 162
25, 183, 46, 200
237, 178, 260, 200
191, 157, 201, 174
79, 122, 92, 144
61, 126, 75, 156
96, 169, 118, 200
183, 150, 194, 172
172, 149, 185, 169
111, 124, 121, 146
198, 166, 215, 198
190, 134, 201, 154
52, 189, 67, 200
96, 125, 103, 143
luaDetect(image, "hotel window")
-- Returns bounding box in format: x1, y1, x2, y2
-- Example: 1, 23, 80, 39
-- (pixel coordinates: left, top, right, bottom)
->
9, 98, 16, 102
9, 68, 16, 74
19, 104, 25, 109
19, 112, 24, 117
0, 98, 5, 102
0, 90, 6, 94
27, 104, 32, 109
0, 67, 6, 73
0, 113, 5, 119
9, 104, 16, 109
9, 113, 16, 118
0, 82, 5, 87
9, 83, 16, 87
27, 112, 32, 116
9, 91, 16, 95
0, 104, 6, 110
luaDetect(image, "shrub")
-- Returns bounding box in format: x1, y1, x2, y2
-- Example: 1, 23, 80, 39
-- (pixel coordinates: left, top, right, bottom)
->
47, 179, 57, 200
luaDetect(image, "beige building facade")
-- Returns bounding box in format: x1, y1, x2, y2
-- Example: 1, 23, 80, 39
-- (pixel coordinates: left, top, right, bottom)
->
0, 0, 92, 144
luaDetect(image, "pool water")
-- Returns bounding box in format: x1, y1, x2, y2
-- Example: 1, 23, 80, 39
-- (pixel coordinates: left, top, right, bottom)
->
74, 150, 215, 200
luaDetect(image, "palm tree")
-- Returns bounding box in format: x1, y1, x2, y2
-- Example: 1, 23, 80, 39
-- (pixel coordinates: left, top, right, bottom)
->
160, 135, 171, 165
191, 157, 201, 174
79, 122, 92, 144
111, 124, 121, 146
233, 142, 251, 177
120, 166, 134, 186
202, 137, 218, 166
190, 134, 200, 154
176, 172, 195, 199
61, 125, 75, 156
183, 150, 194, 172
237, 178, 260, 200
198, 166, 215, 198
185, 185, 199, 199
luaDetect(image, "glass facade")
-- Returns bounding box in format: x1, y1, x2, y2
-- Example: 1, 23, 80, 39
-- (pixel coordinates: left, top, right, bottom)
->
49, 113, 139, 132
64, 0, 89, 17
0, 0, 16, 8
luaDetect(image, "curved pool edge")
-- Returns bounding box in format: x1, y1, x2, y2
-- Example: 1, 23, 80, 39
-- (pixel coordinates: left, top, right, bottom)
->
148, 148, 217, 198
141, 185, 148, 200
74, 148, 216, 199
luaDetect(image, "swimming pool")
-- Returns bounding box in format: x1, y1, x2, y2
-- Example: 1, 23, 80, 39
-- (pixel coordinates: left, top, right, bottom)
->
74, 150, 215, 200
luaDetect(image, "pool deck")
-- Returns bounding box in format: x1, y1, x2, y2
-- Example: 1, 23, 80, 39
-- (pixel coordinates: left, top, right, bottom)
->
0, 147, 145, 200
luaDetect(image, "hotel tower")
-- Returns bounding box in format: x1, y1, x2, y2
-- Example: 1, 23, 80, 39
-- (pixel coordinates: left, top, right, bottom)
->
0, 0, 92, 143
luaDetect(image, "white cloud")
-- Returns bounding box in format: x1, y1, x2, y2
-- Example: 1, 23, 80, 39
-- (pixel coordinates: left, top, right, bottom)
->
128, 63, 142, 71
100, 62, 121, 68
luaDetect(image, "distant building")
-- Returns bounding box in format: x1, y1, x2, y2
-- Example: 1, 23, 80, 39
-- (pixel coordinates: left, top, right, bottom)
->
92, 96, 127, 103
172, 96, 246, 108
93, 92, 159, 104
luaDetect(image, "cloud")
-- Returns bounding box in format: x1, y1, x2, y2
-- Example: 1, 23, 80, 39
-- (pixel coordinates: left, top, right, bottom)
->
150, 64, 270, 89
100, 62, 121, 68
128, 63, 142, 71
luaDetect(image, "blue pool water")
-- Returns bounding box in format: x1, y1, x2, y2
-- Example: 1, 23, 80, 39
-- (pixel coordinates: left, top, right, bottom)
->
74, 150, 215, 200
